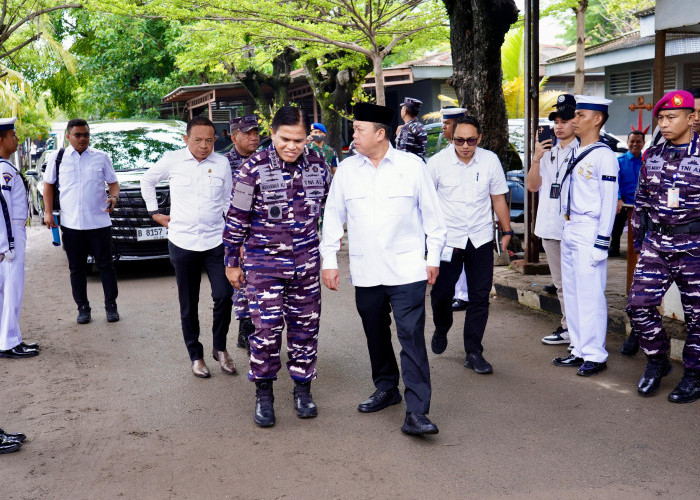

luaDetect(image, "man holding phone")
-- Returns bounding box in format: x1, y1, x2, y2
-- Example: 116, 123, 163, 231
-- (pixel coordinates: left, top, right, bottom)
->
526, 94, 578, 347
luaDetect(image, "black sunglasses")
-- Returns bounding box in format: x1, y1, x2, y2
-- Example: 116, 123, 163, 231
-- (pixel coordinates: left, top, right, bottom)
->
453, 137, 478, 146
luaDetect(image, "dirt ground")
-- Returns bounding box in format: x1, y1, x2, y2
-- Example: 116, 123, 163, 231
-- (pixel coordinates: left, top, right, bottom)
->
1, 223, 699, 499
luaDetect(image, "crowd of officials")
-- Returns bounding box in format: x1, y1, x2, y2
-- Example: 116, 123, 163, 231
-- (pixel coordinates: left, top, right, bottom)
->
1, 87, 700, 452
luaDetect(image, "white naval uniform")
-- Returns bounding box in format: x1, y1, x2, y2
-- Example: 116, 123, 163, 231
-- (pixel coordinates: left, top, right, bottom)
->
560, 142, 619, 362
0, 183, 9, 328
0, 158, 28, 350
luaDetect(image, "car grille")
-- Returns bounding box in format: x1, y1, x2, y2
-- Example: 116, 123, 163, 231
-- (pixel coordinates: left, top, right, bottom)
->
110, 188, 170, 260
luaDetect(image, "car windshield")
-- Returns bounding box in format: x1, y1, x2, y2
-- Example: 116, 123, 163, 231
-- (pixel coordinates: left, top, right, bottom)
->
89, 121, 186, 170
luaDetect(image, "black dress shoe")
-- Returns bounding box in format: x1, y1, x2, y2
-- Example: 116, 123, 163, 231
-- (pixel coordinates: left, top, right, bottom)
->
0, 438, 21, 454
667, 369, 700, 404
638, 355, 672, 396
20, 341, 38, 350
552, 354, 584, 367
293, 381, 318, 418
106, 303, 119, 323
464, 352, 493, 374
620, 333, 639, 356
431, 330, 448, 355
577, 360, 607, 377
77, 305, 91, 325
401, 412, 439, 436
0, 343, 40, 358
0, 429, 27, 443
543, 284, 557, 294
254, 381, 275, 427
451, 299, 468, 311
357, 388, 402, 413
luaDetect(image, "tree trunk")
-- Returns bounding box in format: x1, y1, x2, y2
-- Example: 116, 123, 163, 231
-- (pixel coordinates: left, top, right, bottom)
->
444, 0, 519, 170
574, 0, 588, 95
372, 55, 386, 106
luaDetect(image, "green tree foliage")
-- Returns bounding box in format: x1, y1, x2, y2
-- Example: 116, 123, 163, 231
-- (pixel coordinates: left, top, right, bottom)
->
545, 0, 654, 46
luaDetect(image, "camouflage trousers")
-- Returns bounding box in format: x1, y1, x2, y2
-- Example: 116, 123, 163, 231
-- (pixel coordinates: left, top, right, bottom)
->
245, 270, 321, 382
627, 243, 700, 370
233, 285, 250, 320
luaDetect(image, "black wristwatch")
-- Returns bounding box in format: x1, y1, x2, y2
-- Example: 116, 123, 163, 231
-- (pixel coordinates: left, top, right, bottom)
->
502, 230, 514, 236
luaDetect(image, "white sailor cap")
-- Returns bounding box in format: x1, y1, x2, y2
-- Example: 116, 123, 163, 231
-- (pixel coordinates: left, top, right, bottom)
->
0, 117, 17, 131
574, 95, 612, 114
441, 107, 467, 119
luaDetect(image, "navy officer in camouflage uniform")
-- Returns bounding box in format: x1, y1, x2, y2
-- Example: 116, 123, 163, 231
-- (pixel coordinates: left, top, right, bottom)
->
223, 106, 330, 427
224, 114, 261, 353
396, 97, 428, 161
628, 90, 700, 403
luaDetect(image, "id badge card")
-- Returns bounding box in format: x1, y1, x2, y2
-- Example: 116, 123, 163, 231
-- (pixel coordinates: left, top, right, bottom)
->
667, 187, 680, 208
440, 246, 454, 262
549, 183, 561, 199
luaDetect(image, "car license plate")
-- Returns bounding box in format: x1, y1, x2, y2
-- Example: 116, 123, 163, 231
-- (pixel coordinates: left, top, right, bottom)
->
135, 227, 168, 241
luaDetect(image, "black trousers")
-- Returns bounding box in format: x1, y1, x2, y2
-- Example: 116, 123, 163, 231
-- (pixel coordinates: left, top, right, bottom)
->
609, 207, 629, 255
61, 226, 118, 308
430, 239, 493, 354
355, 281, 431, 414
169, 242, 233, 361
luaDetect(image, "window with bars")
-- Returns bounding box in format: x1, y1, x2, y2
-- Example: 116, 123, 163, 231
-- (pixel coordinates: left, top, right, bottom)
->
685, 64, 700, 89
664, 66, 677, 91
609, 70, 653, 95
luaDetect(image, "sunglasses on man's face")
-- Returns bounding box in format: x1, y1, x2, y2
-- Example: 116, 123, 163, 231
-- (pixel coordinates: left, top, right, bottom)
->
453, 137, 478, 146
71, 132, 90, 139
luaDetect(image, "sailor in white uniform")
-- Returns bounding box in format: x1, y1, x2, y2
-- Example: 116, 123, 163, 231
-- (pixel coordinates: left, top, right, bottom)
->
553, 96, 619, 376
0, 117, 39, 358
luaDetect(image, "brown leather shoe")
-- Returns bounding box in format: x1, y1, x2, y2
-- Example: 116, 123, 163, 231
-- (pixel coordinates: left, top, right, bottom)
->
191, 359, 211, 378
212, 349, 237, 375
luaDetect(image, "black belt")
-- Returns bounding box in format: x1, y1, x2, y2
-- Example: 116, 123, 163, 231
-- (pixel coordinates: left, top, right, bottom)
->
650, 221, 700, 236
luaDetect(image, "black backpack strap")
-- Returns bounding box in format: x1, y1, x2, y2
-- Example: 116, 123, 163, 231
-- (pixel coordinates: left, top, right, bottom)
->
51, 148, 66, 212
54, 147, 65, 187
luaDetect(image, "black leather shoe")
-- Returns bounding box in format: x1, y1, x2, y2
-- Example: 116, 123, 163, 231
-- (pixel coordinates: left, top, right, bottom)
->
357, 388, 402, 413
552, 354, 584, 367
0, 429, 27, 443
105, 302, 119, 323
620, 333, 639, 356
237, 318, 254, 354
543, 284, 557, 294
431, 330, 448, 355
0, 438, 21, 454
638, 355, 672, 396
293, 381, 318, 418
451, 299, 468, 311
77, 305, 91, 325
667, 369, 700, 404
464, 352, 493, 374
254, 381, 275, 427
401, 412, 439, 436
20, 341, 38, 350
577, 360, 607, 377
0, 343, 39, 358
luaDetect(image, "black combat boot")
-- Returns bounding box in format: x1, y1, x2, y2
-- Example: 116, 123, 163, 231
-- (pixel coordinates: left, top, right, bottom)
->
293, 381, 318, 418
77, 304, 91, 325
105, 302, 120, 323
620, 332, 639, 356
637, 354, 672, 396
254, 381, 275, 427
668, 368, 700, 404
237, 318, 254, 354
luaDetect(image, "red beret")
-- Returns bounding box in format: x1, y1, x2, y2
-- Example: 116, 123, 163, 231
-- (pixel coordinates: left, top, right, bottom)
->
653, 90, 695, 118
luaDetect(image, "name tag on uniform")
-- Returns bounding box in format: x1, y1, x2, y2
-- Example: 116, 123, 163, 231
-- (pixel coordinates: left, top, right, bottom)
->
440, 246, 453, 262
549, 183, 561, 199
668, 187, 680, 208
260, 168, 286, 192
302, 175, 324, 188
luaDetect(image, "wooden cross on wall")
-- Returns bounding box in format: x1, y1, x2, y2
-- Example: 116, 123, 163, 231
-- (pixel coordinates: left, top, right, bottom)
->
629, 96, 652, 134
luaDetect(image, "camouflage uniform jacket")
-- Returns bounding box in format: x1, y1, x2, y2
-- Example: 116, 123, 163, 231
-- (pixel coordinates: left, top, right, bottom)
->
309, 143, 338, 170
632, 131, 700, 253
396, 118, 428, 160
224, 146, 251, 177
223, 146, 330, 278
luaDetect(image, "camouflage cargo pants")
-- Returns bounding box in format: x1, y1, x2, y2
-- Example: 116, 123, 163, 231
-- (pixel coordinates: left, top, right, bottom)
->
245, 270, 321, 382
233, 285, 250, 320
627, 243, 700, 370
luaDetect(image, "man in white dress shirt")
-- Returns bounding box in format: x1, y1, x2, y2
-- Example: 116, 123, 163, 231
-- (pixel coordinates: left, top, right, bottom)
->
526, 94, 579, 347
321, 102, 446, 436
427, 116, 513, 374
141, 116, 235, 379
553, 96, 619, 377
43, 119, 120, 325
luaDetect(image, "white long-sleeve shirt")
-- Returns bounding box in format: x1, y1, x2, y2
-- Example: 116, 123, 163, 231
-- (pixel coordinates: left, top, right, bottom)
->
426, 146, 508, 249
44, 146, 118, 230
320, 145, 446, 287
141, 148, 232, 252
